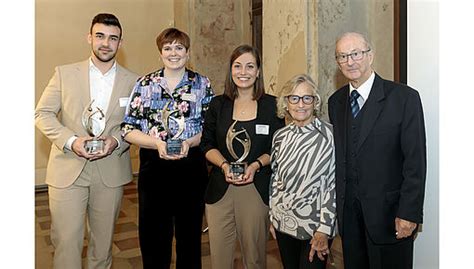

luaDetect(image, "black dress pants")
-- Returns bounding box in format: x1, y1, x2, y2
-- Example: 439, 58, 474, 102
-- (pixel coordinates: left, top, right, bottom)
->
137, 147, 208, 269
342, 184, 414, 269
275, 229, 333, 269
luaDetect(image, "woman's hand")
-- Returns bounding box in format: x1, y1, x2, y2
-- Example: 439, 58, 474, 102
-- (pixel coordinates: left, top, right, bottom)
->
221, 162, 236, 183
269, 224, 277, 240
155, 140, 180, 160
234, 162, 258, 185
178, 140, 190, 158
309, 231, 329, 262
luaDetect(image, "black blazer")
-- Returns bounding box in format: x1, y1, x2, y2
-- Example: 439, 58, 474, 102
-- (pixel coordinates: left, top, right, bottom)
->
328, 73, 427, 244
200, 94, 285, 205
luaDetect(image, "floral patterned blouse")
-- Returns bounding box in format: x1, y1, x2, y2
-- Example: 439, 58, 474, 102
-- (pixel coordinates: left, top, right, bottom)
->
121, 68, 214, 141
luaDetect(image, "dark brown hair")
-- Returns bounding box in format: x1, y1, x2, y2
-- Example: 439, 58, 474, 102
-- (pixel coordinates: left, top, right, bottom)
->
155, 28, 190, 52
224, 44, 265, 100
90, 13, 122, 39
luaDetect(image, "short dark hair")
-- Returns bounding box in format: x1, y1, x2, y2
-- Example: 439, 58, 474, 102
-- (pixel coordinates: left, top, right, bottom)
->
156, 28, 190, 52
224, 44, 265, 101
90, 13, 122, 38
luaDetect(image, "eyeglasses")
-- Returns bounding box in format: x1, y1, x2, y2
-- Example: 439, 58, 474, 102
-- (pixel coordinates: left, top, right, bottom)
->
286, 95, 315, 105
335, 49, 371, 64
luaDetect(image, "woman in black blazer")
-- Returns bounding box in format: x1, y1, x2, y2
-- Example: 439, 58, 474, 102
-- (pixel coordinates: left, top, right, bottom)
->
200, 44, 284, 269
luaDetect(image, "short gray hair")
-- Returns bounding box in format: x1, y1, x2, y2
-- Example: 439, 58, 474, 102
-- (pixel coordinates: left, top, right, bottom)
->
335, 32, 373, 53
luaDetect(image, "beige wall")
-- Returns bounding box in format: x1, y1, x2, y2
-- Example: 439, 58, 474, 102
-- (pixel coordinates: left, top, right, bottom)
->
262, 0, 308, 96
35, 0, 250, 185
181, 0, 251, 95
369, 0, 394, 80
263, 0, 394, 120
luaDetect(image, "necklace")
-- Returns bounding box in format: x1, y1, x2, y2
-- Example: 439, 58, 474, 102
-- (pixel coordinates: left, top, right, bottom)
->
234, 98, 256, 118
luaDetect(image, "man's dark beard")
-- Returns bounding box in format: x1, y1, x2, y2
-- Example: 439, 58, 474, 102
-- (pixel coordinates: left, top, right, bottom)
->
93, 48, 116, 63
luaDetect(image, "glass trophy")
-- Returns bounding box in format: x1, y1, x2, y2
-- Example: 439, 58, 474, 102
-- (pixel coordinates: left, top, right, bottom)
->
81, 100, 106, 154
226, 120, 251, 180
162, 101, 185, 155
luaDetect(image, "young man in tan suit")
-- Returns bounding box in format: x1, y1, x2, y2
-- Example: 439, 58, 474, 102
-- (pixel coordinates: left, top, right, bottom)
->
35, 13, 138, 269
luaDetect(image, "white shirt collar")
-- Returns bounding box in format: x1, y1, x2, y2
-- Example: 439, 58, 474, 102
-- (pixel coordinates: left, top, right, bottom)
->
349, 72, 375, 107
89, 58, 117, 76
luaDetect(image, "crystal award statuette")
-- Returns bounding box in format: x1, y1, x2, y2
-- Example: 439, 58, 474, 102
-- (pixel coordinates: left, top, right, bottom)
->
226, 120, 251, 180
81, 100, 106, 154
162, 101, 185, 155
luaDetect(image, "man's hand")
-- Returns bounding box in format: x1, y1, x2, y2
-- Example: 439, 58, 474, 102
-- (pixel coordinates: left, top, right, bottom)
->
88, 136, 118, 161
395, 217, 417, 239
71, 136, 97, 159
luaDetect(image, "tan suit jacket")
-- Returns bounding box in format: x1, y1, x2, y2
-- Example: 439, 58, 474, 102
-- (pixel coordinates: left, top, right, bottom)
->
35, 60, 139, 188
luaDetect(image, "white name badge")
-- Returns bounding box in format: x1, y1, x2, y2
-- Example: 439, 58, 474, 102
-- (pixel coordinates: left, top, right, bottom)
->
182, 93, 197, 102
119, 97, 129, 107
255, 124, 269, 135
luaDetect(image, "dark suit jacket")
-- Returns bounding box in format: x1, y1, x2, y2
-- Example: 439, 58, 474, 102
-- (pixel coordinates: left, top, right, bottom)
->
328, 73, 427, 244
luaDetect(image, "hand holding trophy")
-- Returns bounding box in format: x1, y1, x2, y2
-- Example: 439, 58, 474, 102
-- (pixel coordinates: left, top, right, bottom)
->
162, 101, 186, 156
226, 120, 251, 181
82, 100, 106, 154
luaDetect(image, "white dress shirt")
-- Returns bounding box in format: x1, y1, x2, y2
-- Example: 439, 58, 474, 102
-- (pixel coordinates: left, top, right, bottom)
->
349, 71, 375, 110
88, 59, 116, 135
65, 59, 117, 151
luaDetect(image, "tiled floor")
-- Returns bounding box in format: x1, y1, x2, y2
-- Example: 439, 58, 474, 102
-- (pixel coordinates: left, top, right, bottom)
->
35, 180, 344, 268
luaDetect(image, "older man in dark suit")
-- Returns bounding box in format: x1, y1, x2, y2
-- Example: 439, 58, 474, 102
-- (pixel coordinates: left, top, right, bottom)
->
328, 32, 426, 269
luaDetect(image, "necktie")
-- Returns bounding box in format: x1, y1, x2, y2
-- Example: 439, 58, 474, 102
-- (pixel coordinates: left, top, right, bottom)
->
350, 90, 360, 118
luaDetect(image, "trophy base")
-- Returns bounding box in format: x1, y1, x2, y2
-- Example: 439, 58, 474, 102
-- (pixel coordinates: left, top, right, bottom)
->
230, 162, 247, 180
85, 139, 104, 154
166, 139, 183, 155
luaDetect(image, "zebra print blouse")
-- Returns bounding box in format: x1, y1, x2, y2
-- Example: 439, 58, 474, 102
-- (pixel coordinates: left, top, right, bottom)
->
270, 118, 337, 240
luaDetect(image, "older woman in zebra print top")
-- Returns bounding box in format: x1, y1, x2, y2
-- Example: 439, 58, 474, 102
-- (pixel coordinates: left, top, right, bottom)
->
270, 74, 337, 269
